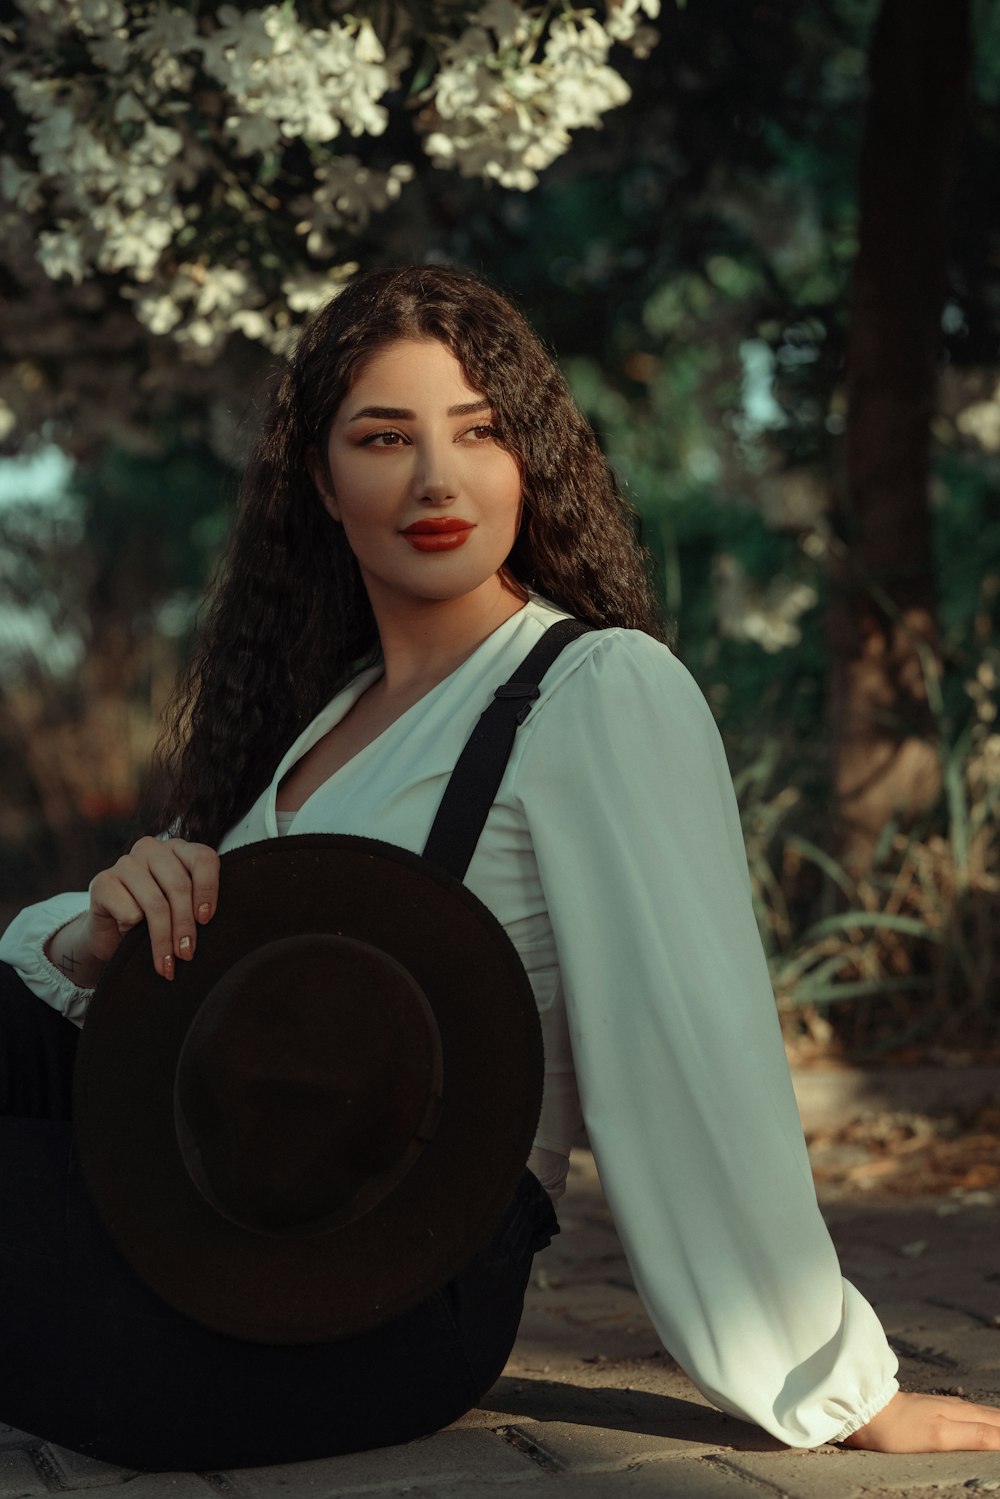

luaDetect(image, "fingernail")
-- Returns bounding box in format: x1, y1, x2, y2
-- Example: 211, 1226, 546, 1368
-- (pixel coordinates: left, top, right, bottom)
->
162, 954, 174, 980
197, 903, 211, 923
178, 935, 192, 957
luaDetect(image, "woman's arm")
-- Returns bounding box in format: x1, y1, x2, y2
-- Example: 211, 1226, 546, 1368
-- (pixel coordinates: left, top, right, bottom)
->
518, 631, 1000, 1452
513, 630, 913, 1448
0, 890, 95, 1021
44, 911, 107, 990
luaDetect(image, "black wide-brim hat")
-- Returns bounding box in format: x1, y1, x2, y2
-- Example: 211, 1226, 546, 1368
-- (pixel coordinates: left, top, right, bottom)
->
74, 834, 544, 1345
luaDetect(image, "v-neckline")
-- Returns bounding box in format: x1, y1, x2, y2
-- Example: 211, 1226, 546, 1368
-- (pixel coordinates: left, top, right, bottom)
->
267, 603, 532, 833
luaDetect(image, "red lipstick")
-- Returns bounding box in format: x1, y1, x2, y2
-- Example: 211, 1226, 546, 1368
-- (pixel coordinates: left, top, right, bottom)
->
401, 518, 474, 552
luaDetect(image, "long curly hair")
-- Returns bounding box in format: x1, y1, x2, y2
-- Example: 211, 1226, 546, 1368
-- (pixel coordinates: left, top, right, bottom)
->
148, 264, 667, 847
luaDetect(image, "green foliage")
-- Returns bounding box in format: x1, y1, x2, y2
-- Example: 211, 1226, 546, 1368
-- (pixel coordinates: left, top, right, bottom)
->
71, 432, 235, 615
4, 0, 1000, 1039
732, 618, 1000, 1058
934, 450, 1000, 654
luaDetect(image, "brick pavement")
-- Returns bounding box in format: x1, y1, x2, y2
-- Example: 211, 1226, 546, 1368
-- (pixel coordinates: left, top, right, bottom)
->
5, 1089, 1000, 1499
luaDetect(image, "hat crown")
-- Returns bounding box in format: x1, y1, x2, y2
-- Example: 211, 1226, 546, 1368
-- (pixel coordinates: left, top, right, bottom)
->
173, 934, 443, 1236
75, 832, 544, 1343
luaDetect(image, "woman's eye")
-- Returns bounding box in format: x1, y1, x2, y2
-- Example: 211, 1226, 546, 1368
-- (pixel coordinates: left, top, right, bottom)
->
466, 424, 502, 442
360, 430, 407, 447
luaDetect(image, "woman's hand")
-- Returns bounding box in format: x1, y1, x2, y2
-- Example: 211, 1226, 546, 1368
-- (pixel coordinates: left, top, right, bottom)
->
844, 1391, 1000, 1452
46, 837, 221, 988
87, 836, 221, 980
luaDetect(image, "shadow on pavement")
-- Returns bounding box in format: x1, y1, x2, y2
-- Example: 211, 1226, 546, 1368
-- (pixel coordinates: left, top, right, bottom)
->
480, 1376, 786, 1452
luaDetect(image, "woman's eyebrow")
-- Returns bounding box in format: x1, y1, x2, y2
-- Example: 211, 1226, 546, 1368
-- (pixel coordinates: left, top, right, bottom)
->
345, 399, 492, 422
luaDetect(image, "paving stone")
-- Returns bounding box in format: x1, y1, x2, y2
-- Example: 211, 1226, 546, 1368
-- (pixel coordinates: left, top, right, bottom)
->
717, 1447, 1000, 1498
332, 1483, 547, 1499
0, 1451, 46, 1499
36, 1445, 137, 1489
324, 1460, 767, 1499
0, 1434, 39, 1456
104, 1478, 218, 1499
222, 1427, 538, 1497
927, 1328, 1000, 1373
552, 1459, 769, 1497
879, 1302, 987, 1341
500, 1417, 719, 1469
445, 1407, 523, 1432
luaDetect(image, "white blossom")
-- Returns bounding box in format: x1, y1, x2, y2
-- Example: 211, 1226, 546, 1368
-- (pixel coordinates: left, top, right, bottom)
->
132, 7, 199, 93
133, 7, 200, 58
544, 13, 614, 67
227, 309, 272, 341
87, 32, 131, 71
27, 104, 78, 166
956, 380, 1000, 452
37, 228, 87, 283
281, 265, 358, 315
112, 92, 148, 124
0, 157, 42, 211
127, 289, 183, 335
419, 4, 637, 189
478, 0, 533, 47
293, 158, 415, 255
605, 0, 661, 54
2, 0, 655, 381
91, 200, 184, 279
714, 555, 819, 654
225, 112, 282, 156
69, 0, 127, 35
197, 6, 275, 84
199, 7, 406, 150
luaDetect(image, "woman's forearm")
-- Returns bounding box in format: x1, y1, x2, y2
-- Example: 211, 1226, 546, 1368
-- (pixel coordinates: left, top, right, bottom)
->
44, 912, 106, 990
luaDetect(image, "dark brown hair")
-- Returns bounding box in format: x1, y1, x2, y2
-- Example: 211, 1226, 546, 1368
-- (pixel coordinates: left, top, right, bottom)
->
149, 264, 667, 846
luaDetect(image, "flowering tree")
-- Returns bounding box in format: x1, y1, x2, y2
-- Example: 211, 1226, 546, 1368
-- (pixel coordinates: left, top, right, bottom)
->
0, 0, 659, 454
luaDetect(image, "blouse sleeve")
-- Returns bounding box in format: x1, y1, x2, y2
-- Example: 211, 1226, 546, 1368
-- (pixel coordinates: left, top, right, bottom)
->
0, 891, 94, 1025
513, 629, 898, 1448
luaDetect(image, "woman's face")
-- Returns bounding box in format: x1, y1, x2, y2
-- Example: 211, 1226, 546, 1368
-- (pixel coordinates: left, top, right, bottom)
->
317, 338, 523, 614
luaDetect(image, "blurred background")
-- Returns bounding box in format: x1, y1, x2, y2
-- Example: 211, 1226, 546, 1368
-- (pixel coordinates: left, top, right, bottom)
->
1, 0, 998, 1063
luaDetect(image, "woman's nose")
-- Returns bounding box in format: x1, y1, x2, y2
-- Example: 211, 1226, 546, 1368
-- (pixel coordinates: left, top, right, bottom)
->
412, 442, 459, 504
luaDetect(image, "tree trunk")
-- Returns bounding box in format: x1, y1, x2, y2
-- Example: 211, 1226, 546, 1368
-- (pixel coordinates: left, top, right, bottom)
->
828, 0, 971, 869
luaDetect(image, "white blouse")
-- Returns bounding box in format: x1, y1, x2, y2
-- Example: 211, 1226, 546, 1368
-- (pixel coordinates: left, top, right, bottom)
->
0, 596, 898, 1447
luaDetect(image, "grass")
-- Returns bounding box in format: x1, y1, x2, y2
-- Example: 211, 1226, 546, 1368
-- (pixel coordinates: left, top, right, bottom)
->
735, 643, 1000, 1062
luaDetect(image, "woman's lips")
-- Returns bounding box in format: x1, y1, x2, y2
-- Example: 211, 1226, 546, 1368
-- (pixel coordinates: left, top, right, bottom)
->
401, 519, 474, 552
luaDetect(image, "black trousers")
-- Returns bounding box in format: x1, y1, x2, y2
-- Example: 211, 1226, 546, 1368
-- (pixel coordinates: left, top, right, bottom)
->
0, 963, 558, 1471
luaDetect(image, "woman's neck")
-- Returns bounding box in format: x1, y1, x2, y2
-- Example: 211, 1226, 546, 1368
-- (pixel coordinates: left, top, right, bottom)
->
368, 581, 527, 698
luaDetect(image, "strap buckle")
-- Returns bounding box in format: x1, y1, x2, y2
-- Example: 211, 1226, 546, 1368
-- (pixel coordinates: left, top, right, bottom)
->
494, 681, 541, 724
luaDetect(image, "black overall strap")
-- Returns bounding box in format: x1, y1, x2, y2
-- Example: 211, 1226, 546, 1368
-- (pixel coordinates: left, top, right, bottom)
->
421, 618, 593, 881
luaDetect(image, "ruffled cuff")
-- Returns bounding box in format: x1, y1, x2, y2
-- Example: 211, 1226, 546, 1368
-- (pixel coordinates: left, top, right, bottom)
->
0, 892, 94, 1026
831, 1378, 900, 1443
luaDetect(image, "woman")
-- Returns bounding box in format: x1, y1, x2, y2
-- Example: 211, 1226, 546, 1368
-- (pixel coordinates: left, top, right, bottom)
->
1, 264, 997, 1466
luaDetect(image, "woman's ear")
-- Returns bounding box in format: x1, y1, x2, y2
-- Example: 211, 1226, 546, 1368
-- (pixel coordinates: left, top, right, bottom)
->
307, 449, 340, 521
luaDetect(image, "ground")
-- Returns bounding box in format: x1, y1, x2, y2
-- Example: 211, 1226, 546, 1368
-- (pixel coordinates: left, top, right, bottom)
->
4, 1064, 1000, 1499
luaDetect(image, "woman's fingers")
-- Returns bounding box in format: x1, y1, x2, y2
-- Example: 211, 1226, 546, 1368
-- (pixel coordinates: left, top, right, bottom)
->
948, 1420, 1000, 1451
90, 838, 220, 979
185, 842, 221, 926
118, 859, 186, 979
845, 1392, 1000, 1452
133, 838, 221, 974
86, 877, 146, 961
918, 1411, 1000, 1452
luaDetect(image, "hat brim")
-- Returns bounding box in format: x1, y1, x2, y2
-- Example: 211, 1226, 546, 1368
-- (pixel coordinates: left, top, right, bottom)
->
73, 834, 544, 1344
